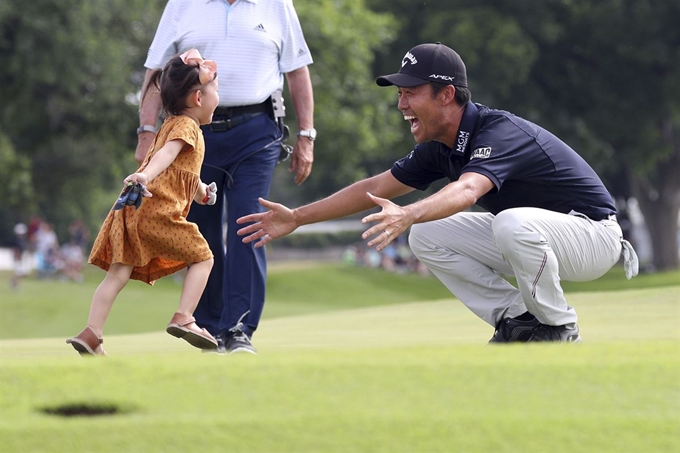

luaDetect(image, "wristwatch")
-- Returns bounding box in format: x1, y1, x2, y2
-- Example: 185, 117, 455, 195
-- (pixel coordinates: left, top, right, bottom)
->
136, 125, 157, 135
297, 128, 317, 141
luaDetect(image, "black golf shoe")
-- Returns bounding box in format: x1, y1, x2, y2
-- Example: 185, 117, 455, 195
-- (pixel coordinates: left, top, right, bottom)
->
527, 323, 582, 343
489, 312, 541, 343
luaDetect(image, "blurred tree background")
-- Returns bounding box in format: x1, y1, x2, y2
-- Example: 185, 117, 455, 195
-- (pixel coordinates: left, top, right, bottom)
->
0, 0, 165, 247
0, 0, 677, 270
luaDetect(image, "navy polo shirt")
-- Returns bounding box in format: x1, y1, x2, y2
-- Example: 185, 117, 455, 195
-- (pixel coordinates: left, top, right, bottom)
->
391, 102, 616, 220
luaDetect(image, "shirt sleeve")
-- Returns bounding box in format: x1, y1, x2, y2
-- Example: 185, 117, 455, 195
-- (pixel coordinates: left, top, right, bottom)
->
461, 115, 544, 193
166, 117, 198, 152
144, 0, 182, 69
278, 0, 313, 73
390, 143, 448, 191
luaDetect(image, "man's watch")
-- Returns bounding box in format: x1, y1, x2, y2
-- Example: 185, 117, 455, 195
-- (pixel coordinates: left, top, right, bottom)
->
136, 125, 157, 135
297, 128, 317, 141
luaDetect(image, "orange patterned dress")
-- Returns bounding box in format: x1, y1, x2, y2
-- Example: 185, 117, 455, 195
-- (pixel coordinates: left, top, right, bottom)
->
89, 115, 213, 285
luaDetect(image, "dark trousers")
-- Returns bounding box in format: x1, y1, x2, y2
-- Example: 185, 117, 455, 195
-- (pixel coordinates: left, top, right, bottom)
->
188, 113, 281, 338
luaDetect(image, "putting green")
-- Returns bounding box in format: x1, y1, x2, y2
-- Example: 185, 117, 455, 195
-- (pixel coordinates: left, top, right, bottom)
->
0, 286, 678, 453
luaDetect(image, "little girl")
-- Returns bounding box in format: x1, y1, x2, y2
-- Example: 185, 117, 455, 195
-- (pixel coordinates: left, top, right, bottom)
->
67, 49, 221, 355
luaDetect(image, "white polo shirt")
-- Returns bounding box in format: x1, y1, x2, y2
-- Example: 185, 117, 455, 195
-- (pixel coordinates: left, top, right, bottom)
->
145, 0, 313, 106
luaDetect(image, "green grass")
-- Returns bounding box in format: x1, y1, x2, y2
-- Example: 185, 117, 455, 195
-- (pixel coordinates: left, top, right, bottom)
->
0, 263, 457, 339
0, 263, 679, 452
1, 264, 678, 339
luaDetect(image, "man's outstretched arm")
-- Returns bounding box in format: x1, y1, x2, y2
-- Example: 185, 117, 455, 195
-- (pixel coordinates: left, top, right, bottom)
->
236, 171, 413, 247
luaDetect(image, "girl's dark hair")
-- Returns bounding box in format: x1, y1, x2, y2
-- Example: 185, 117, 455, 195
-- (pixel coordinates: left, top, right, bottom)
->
431, 82, 471, 106
142, 56, 205, 117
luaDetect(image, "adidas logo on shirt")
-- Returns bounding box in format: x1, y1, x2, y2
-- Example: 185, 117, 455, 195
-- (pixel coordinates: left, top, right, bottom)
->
254, 24, 266, 32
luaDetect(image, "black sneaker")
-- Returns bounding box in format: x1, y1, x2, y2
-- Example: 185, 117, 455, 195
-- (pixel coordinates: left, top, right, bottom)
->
527, 324, 582, 343
224, 330, 256, 354
489, 312, 540, 343
203, 311, 257, 355
225, 311, 256, 354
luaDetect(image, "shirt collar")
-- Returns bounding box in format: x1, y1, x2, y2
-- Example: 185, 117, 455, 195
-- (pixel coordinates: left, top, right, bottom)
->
451, 101, 478, 155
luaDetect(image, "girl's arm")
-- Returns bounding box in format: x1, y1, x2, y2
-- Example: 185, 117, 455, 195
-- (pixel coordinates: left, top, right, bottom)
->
124, 139, 185, 189
124, 138, 217, 205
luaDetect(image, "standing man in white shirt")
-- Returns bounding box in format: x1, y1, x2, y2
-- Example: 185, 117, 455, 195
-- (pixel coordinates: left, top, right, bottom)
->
136, 0, 315, 354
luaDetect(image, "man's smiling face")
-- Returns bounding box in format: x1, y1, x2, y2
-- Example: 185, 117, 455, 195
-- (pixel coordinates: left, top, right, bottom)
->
397, 83, 445, 144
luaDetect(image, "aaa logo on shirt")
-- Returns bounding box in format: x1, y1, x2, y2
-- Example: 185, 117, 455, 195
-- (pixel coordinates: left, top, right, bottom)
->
471, 147, 492, 159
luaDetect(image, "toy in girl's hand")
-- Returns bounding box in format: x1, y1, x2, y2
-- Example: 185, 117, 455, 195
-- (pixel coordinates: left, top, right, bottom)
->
112, 182, 146, 211
205, 182, 218, 205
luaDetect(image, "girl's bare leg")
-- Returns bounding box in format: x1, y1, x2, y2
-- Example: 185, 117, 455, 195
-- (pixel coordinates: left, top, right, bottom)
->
163, 259, 216, 349
86, 263, 134, 338
177, 258, 213, 317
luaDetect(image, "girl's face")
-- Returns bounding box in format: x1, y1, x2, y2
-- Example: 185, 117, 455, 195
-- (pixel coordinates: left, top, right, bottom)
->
197, 76, 220, 125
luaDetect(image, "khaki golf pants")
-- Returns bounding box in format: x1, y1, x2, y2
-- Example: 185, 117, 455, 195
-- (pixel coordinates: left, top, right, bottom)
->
408, 208, 624, 328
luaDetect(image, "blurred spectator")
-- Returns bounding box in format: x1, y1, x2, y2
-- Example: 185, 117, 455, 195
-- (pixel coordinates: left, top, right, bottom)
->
342, 237, 430, 276
362, 248, 382, 268
380, 244, 398, 272
60, 238, 85, 282
338, 226, 428, 275
395, 235, 430, 276
68, 219, 90, 250
34, 221, 61, 278
342, 246, 359, 265
10, 223, 30, 290
26, 215, 42, 255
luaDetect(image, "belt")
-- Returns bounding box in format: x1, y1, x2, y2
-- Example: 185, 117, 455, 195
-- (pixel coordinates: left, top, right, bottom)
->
592, 214, 617, 222
206, 100, 270, 132
572, 212, 617, 222
213, 101, 269, 118
206, 113, 264, 132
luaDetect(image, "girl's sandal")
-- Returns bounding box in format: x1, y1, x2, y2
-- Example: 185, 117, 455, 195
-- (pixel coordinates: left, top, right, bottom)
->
166, 312, 218, 350
66, 327, 107, 356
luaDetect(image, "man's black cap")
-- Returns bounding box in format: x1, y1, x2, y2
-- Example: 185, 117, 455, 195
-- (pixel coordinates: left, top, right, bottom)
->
376, 42, 467, 88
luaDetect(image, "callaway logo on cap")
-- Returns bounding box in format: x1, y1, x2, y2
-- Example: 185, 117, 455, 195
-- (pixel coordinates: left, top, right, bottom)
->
376, 42, 468, 88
